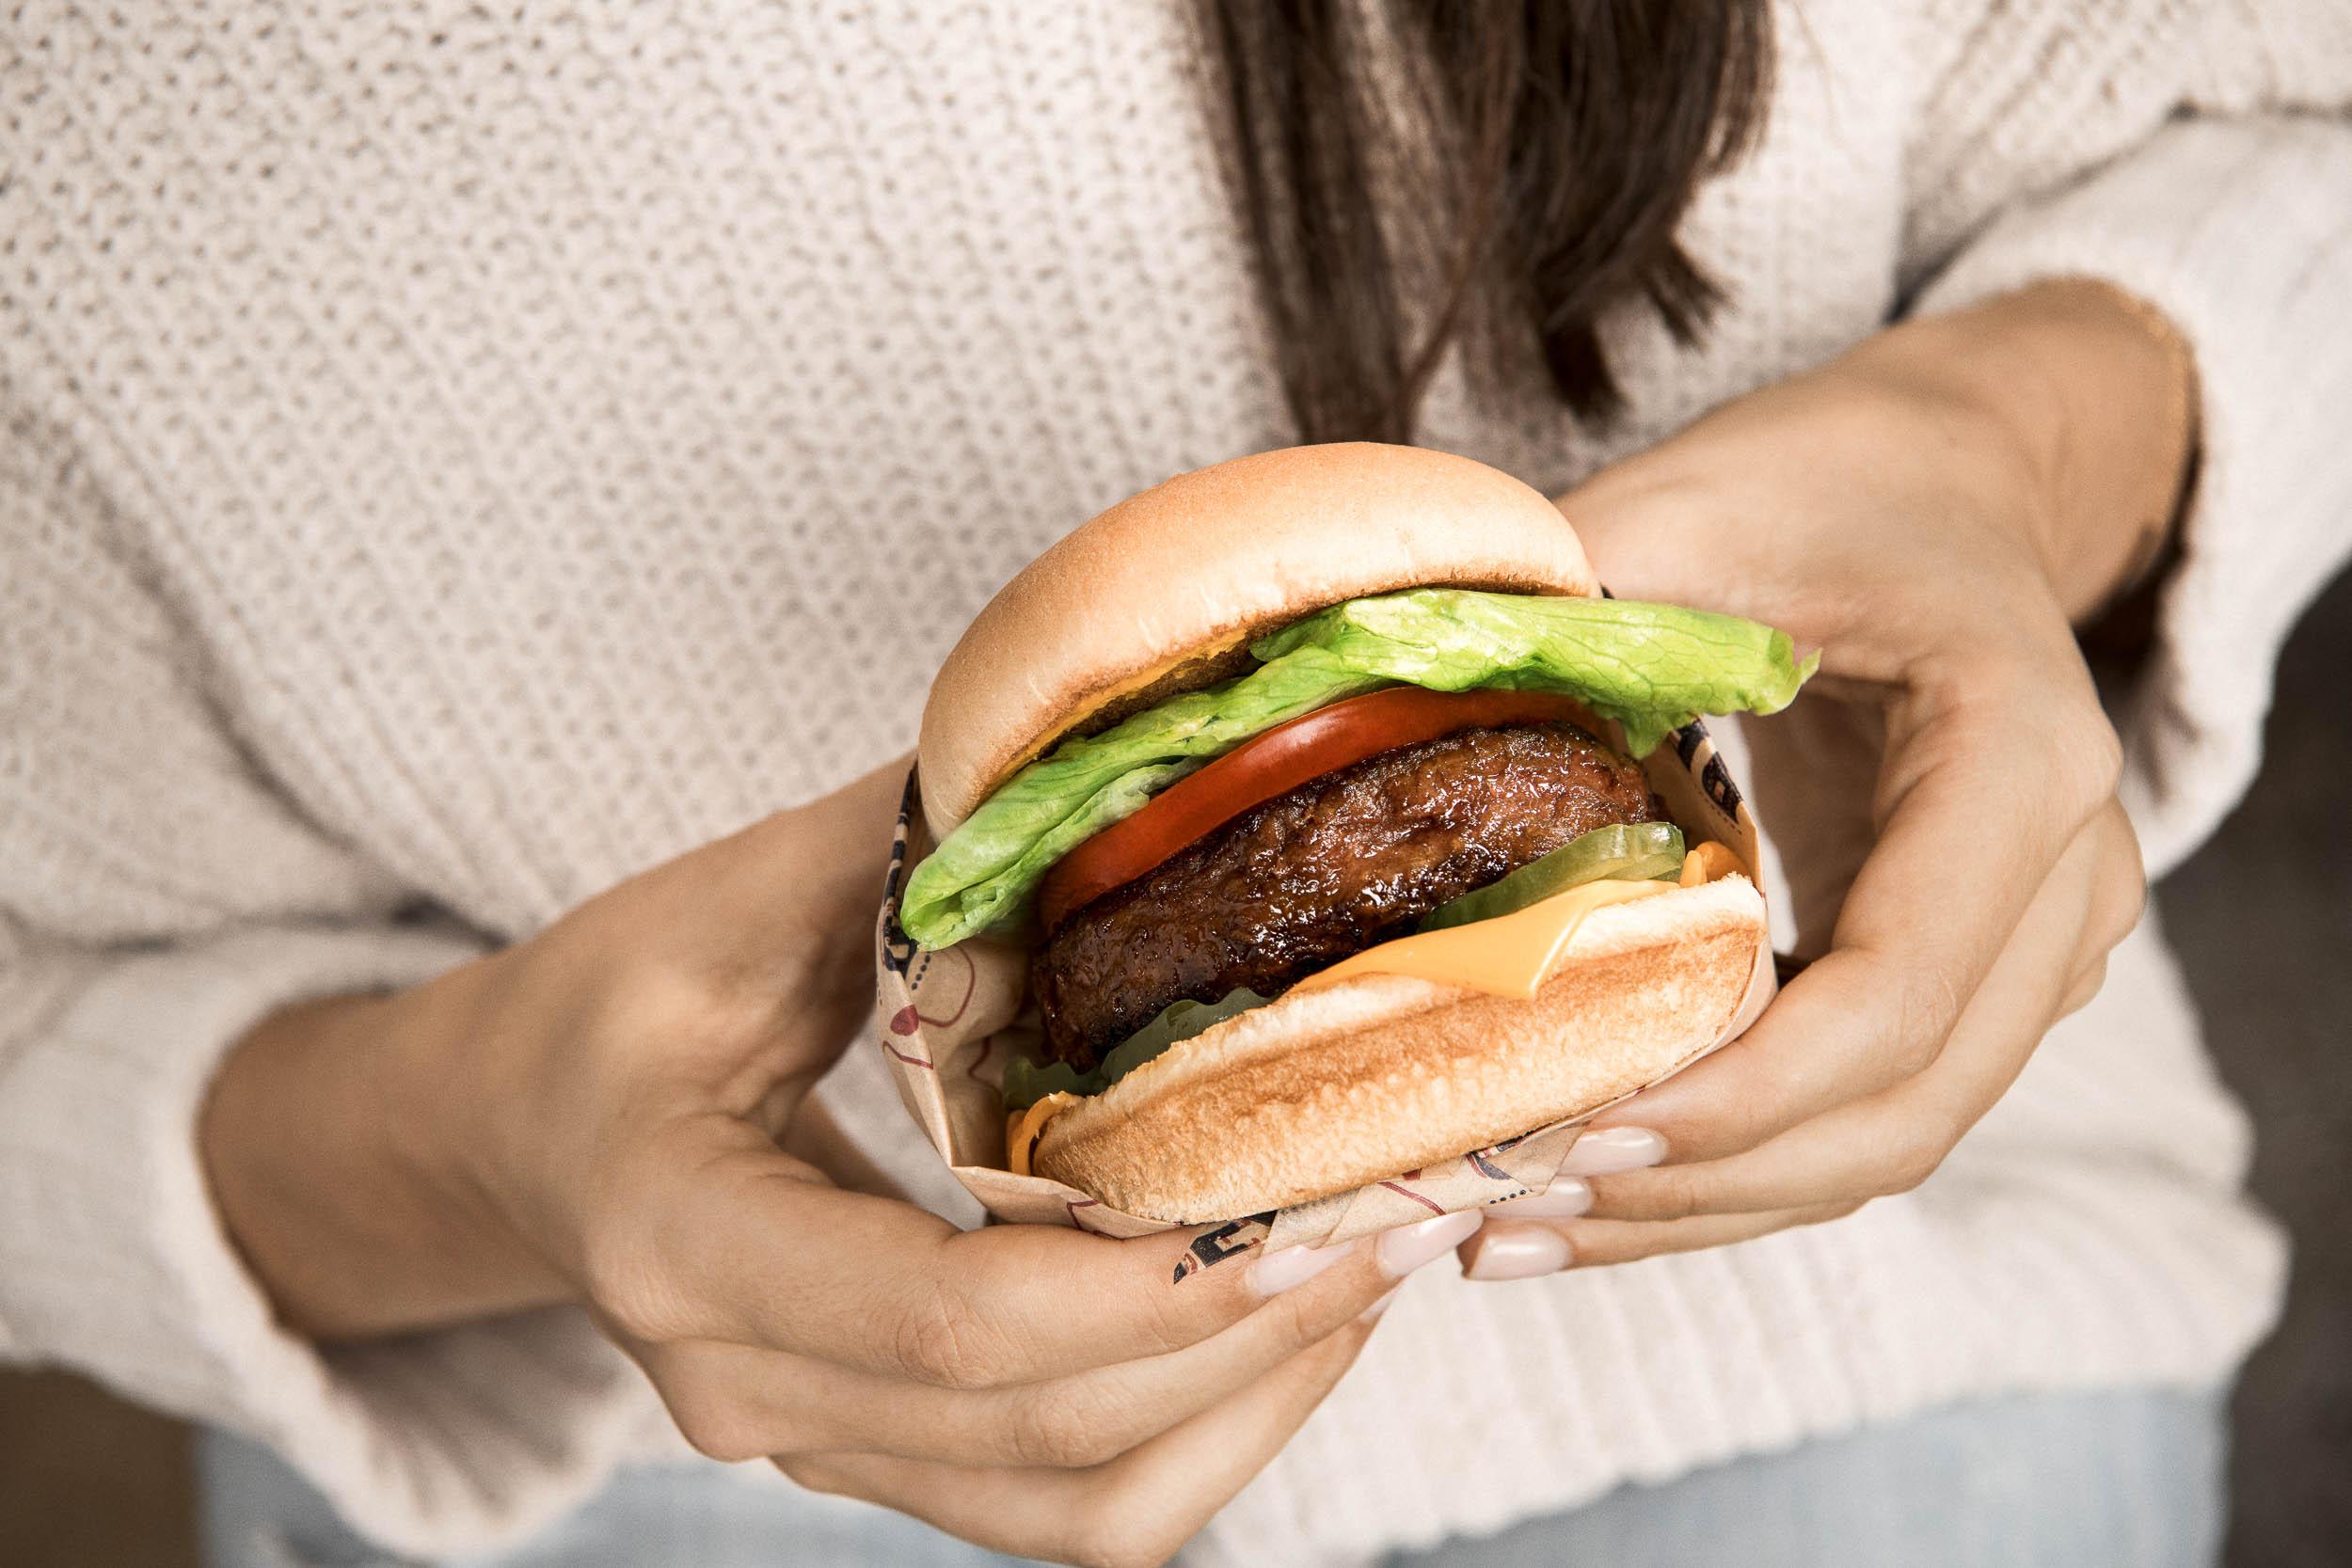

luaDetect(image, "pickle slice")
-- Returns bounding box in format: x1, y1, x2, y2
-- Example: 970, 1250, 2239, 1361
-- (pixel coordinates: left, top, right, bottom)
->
1417, 822, 1686, 933
1000, 988, 1268, 1110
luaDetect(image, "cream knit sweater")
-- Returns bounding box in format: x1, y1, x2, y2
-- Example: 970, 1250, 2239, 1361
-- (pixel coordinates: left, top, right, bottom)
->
4, 3, 2350, 1562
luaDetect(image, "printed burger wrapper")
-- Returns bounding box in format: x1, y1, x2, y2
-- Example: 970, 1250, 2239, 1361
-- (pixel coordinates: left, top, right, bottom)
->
872, 714, 1773, 1269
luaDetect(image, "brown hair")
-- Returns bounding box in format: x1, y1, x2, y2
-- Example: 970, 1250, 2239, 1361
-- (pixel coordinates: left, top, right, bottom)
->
1202, 1, 1773, 444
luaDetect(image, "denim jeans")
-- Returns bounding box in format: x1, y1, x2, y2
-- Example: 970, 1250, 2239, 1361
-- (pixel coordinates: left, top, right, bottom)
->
199, 1385, 2229, 1568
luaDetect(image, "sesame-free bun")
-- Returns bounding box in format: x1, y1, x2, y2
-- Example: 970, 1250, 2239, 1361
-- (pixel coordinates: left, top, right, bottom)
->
915, 443, 1596, 842
1029, 874, 1766, 1223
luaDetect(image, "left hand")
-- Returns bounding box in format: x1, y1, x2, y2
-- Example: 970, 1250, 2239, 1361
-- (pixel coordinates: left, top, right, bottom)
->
1457, 280, 2186, 1279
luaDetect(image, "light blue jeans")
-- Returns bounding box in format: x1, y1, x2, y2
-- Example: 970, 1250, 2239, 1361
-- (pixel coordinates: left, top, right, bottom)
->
199, 1386, 2229, 1568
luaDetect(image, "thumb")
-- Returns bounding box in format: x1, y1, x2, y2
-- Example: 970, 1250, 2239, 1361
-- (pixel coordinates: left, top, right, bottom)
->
678, 752, 911, 970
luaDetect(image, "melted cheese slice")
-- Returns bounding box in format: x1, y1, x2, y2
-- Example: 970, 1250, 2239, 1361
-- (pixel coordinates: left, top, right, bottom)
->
1290, 876, 1676, 1001
1005, 846, 1751, 1172
1007, 1094, 1078, 1177
1678, 839, 1745, 888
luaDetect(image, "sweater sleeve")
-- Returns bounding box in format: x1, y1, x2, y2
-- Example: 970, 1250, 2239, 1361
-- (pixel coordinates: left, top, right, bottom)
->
1898, 7, 2352, 878
0, 421, 660, 1553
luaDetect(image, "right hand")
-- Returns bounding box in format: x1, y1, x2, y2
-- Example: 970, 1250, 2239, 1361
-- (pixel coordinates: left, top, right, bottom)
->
202, 760, 1469, 1567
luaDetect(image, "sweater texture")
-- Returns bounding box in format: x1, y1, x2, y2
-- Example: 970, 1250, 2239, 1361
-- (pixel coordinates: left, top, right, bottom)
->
4, 3, 2350, 1561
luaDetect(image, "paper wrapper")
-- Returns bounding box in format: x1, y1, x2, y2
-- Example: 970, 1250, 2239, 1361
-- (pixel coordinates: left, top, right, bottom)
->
872, 714, 1774, 1272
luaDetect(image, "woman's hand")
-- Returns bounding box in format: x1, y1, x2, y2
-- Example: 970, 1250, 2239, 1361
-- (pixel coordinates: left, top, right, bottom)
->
1462, 279, 2189, 1280
203, 761, 1461, 1567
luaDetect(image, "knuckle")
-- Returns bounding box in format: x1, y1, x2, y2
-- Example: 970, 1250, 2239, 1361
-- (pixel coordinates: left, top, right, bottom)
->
1009, 1384, 1127, 1470
1658, 1056, 1783, 1161
1995, 689, 2118, 833
1244, 1272, 1343, 1350
1883, 962, 1962, 1077
2016, 667, 2122, 806
1699, 1085, 1780, 1160
892, 1278, 1014, 1390
580, 1229, 691, 1345
1638, 1164, 1708, 1223
2102, 876, 2147, 951
2091, 853, 2148, 956
1094, 1544, 1175, 1568
2060, 956, 2110, 1018
669, 1392, 770, 1465
2078, 716, 2126, 805
1063, 1507, 1181, 1568
1878, 1134, 1949, 1196
774, 1453, 852, 1497
2041, 719, 2122, 820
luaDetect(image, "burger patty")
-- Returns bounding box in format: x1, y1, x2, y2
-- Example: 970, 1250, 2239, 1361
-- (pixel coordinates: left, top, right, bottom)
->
1031, 721, 1657, 1068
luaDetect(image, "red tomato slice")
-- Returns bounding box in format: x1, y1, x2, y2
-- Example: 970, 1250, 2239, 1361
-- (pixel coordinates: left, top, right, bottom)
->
1034, 686, 1597, 932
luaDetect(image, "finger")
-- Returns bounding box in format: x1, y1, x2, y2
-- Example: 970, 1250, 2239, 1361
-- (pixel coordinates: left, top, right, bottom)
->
1584, 808, 2121, 1223
779, 1319, 1375, 1568
2068, 798, 2147, 976
2052, 799, 2143, 1022
2058, 954, 2108, 1020
641, 1230, 1405, 1467
618, 1112, 1454, 1386
1587, 651, 2120, 1164
1462, 1203, 1862, 1276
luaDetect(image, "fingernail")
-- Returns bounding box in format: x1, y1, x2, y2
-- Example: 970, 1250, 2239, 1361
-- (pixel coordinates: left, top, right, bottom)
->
1375, 1211, 1483, 1277
1562, 1126, 1666, 1176
1359, 1286, 1402, 1324
1495, 1178, 1592, 1218
1463, 1225, 1574, 1281
1248, 1240, 1357, 1298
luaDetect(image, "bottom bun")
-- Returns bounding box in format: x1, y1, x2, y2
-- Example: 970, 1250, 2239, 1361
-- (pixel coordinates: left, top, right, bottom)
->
1030, 876, 1766, 1222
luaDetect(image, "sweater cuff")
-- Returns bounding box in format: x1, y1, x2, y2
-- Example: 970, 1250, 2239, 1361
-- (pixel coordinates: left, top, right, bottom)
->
0, 923, 660, 1556
1908, 116, 2352, 877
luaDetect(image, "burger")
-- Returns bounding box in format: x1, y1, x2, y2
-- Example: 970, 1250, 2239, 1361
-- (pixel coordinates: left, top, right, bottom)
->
894, 444, 1813, 1223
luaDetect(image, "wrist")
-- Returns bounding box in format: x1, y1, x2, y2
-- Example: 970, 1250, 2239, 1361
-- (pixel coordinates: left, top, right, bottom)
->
199, 968, 570, 1339
1880, 278, 2196, 624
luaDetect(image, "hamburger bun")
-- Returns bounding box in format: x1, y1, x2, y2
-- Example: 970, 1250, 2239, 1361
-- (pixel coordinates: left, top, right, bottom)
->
916, 442, 1597, 842
913, 441, 1769, 1224
1028, 873, 1765, 1221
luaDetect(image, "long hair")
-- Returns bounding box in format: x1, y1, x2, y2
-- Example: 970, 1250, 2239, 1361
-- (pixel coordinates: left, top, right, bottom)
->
1203, 1, 1774, 443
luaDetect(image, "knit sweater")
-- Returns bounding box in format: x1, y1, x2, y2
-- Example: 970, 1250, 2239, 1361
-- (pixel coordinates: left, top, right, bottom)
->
4, 3, 2349, 1562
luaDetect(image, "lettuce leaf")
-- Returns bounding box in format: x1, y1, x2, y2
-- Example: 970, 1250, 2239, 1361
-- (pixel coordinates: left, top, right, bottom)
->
899, 589, 1813, 949
999, 989, 1269, 1110
1254, 590, 1814, 756
899, 649, 1388, 945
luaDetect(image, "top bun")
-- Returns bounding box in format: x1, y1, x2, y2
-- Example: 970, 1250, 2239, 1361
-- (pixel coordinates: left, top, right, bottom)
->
916, 443, 1596, 839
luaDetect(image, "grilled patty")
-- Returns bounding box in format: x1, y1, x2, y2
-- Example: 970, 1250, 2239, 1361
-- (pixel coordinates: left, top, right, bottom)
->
1030, 721, 1657, 1068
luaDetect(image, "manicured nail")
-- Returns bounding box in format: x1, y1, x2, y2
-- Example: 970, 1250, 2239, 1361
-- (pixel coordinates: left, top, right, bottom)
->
1375, 1211, 1483, 1277
1463, 1225, 1574, 1281
1562, 1126, 1666, 1176
1248, 1240, 1357, 1298
1495, 1178, 1592, 1218
1359, 1286, 1403, 1324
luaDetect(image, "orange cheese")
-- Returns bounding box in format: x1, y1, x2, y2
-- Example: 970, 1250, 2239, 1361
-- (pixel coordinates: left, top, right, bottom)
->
1008, 1093, 1079, 1177
1679, 840, 1747, 887
1291, 876, 1674, 1001
1291, 844, 1749, 1000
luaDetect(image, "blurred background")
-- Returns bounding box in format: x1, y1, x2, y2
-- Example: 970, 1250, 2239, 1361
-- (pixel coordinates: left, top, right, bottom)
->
5, 568, 2346, 1568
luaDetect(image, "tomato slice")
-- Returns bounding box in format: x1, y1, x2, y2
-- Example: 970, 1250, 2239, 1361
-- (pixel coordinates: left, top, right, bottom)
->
1034, 686, 1598, 932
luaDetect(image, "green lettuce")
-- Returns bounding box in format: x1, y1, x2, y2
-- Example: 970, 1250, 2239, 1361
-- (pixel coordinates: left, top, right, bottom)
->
1256, 590, 1813, 756
1000, 990, 1269, 1110
899, 588, 1814, 949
